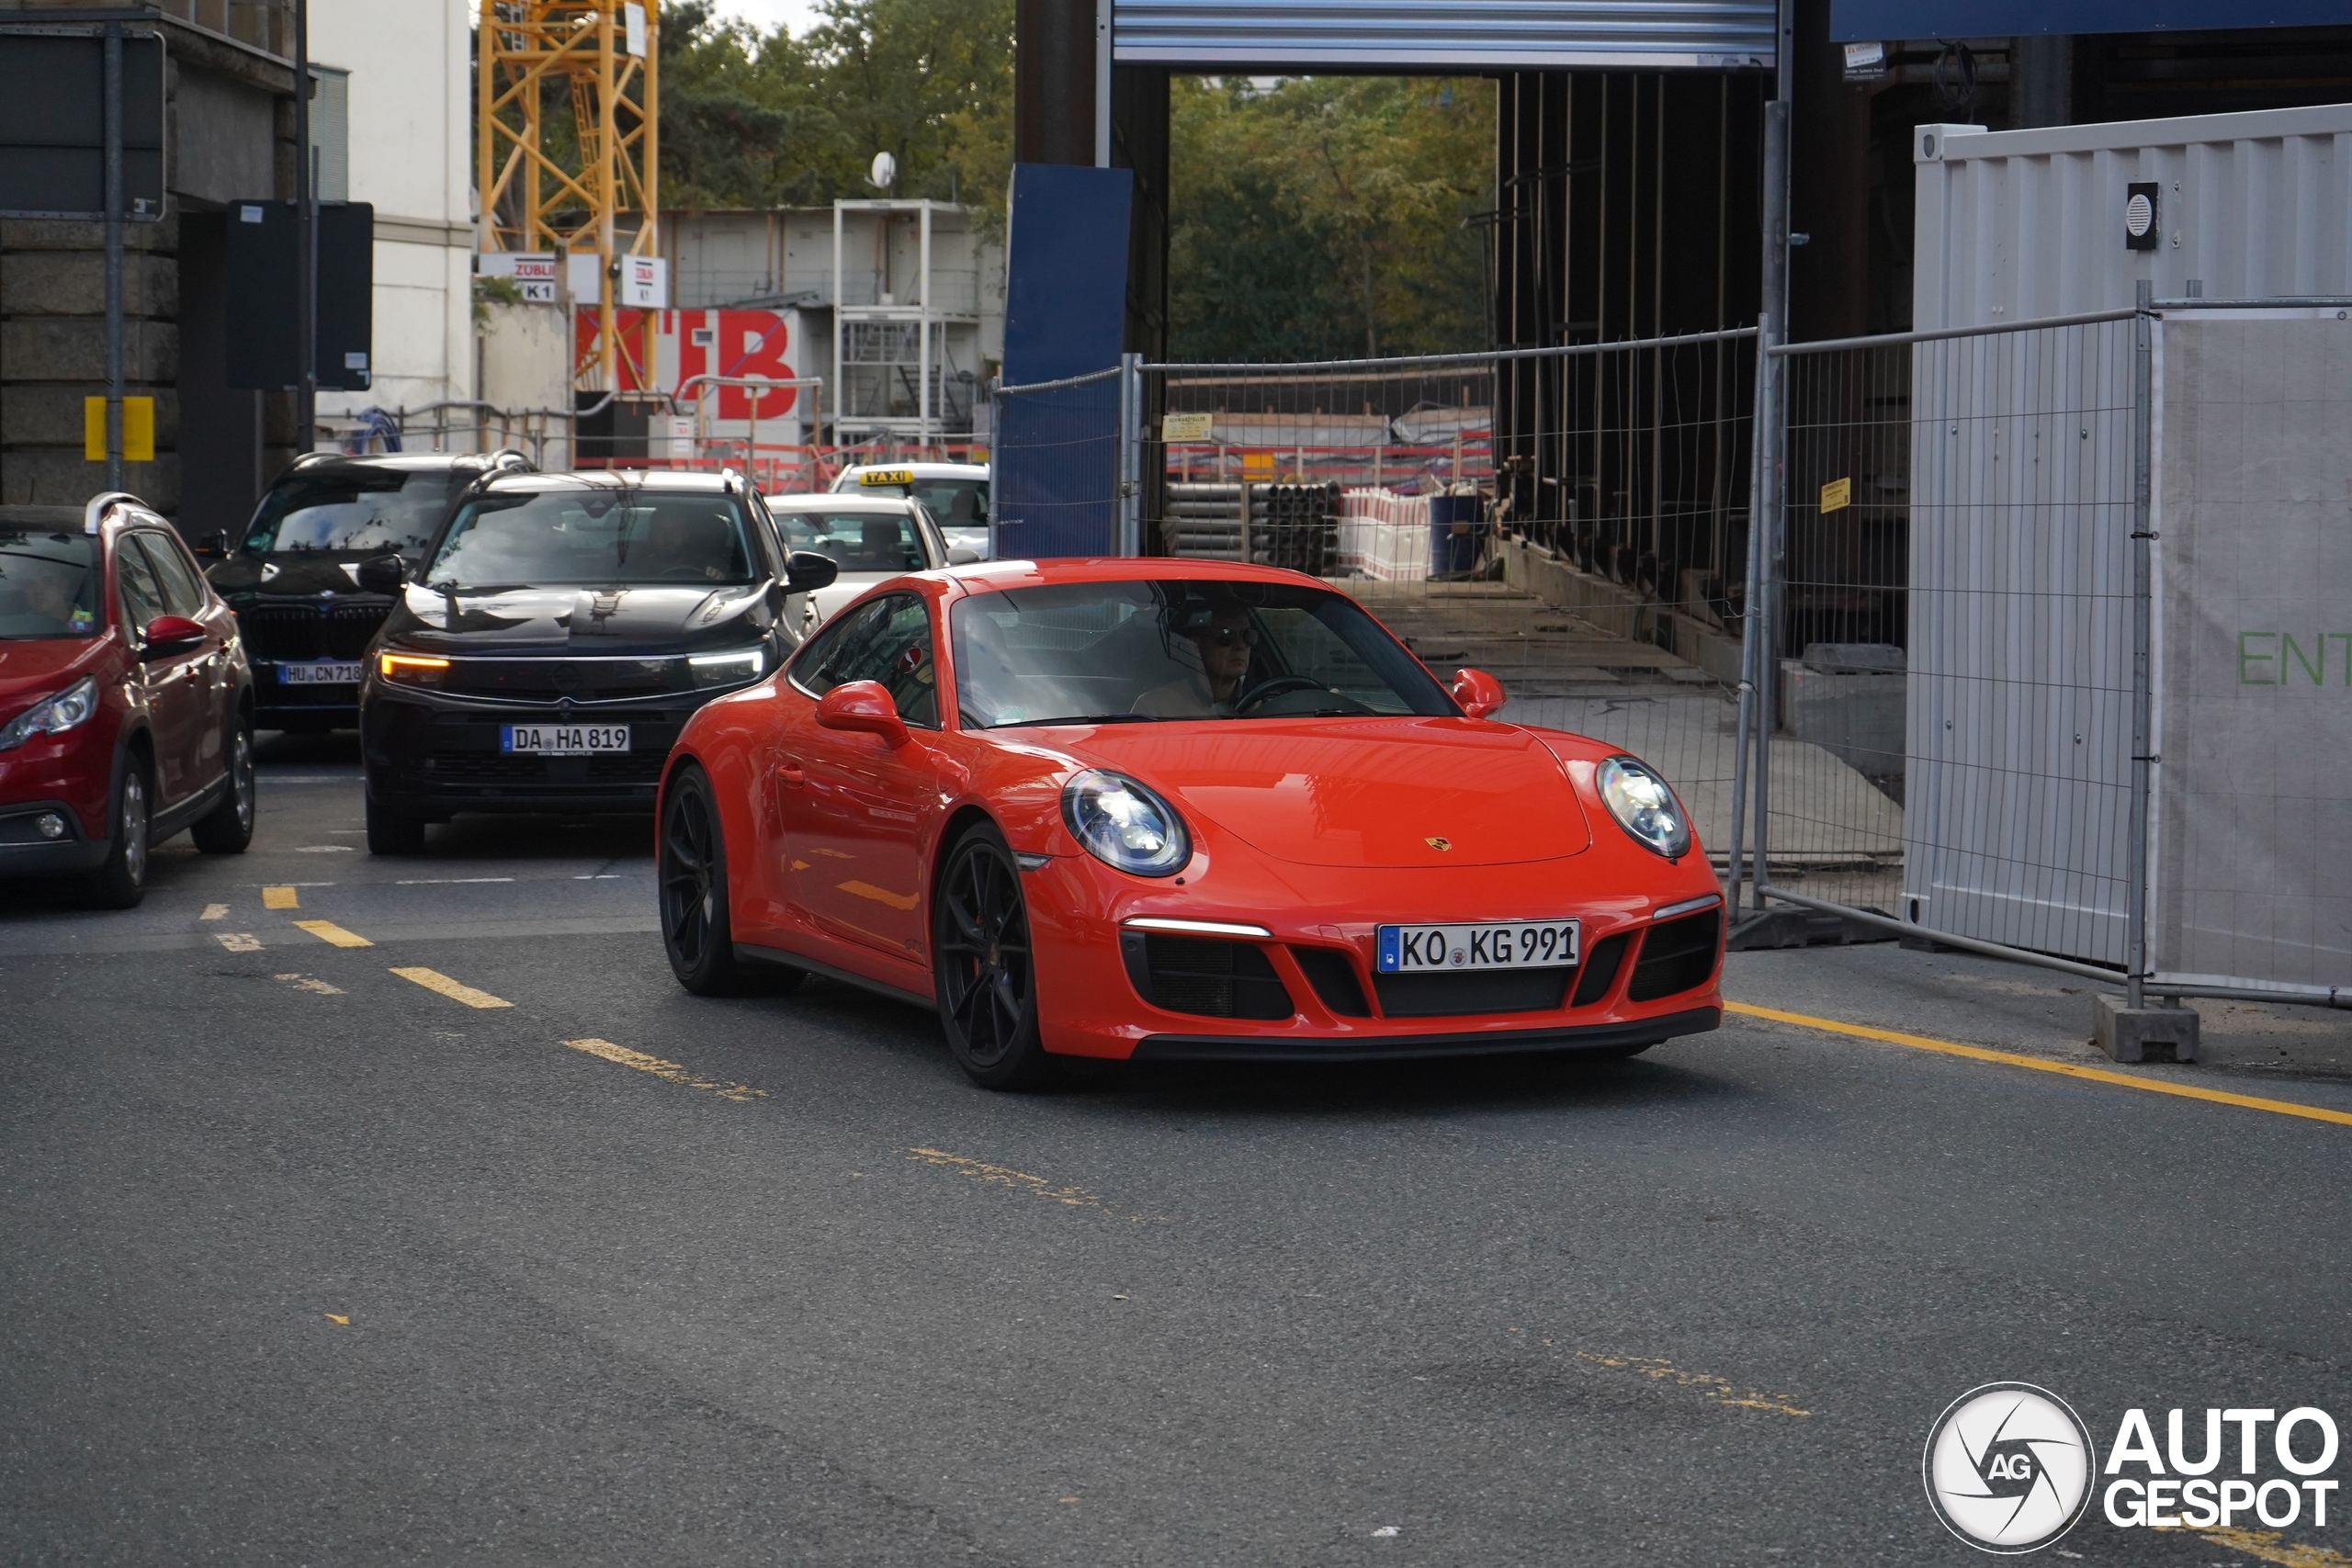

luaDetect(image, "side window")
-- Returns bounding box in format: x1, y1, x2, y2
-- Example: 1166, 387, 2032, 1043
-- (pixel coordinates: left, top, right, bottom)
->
115, 536, 167, 634
790, 592, 939, 728
134, 533, 209, 617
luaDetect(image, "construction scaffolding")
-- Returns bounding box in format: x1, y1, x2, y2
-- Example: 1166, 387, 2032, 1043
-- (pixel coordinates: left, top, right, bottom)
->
477, 0, 661, 391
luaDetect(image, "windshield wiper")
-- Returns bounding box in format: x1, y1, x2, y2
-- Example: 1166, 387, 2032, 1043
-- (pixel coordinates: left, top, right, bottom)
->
994, 712, 1160, 728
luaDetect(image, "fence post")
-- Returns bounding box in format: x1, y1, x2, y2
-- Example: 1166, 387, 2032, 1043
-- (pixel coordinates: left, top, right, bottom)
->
1118, 352, 1143, 556
1725, 316, 1770, 910
2127, 279, 2155, 1009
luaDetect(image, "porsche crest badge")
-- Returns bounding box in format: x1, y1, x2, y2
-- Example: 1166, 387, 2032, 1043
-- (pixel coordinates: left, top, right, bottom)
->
1425, 837, 1452, 852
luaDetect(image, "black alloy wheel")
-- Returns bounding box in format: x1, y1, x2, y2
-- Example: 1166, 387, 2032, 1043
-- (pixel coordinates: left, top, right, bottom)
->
660, 765, 797, 996
932, 823, 1051, 1089
190, 720, 256, 853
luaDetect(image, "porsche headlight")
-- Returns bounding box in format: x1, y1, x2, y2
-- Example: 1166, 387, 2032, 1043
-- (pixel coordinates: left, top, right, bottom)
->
688, 647, 767, 687
1597, 755, 1690, 859
1061, 769, 1190, 877
0, 676, 97, 751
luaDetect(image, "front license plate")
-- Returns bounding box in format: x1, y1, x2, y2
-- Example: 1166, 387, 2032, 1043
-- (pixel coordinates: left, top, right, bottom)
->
1377, 919, 1580, 973
501, 724, 630, 754
278, 660, 363, 685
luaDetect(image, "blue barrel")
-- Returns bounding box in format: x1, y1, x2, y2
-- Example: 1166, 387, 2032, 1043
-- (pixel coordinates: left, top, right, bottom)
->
1429, 494, 1487, 574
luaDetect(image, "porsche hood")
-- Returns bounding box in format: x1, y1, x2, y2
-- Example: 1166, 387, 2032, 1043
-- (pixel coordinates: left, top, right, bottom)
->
1069, 718, 1594, 869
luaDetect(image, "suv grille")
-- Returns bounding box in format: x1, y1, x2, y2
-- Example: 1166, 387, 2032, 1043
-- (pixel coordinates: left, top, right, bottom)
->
239, 602, 390, 660
443, 658, 683, 701
1627, 910, 1723, 1001
1121, 933, 1294, 1021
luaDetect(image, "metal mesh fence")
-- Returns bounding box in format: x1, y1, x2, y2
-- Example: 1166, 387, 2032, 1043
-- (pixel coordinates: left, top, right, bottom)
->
989, 367, 1124, 560
1768, 317, 2140, 959
1137, 333, 1760, 869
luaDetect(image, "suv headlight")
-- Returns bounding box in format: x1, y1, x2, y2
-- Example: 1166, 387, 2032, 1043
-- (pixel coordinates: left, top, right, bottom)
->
688, 647, 767, 688
1061, 769, 1190, 877
1596, 755, 1690, 859
378, 651, 451, 688
0, 676, 98, 751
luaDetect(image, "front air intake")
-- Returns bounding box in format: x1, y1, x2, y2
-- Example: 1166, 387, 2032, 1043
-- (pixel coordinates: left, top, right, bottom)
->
1627, 910, 1723, 1002
1121, 932, 1294, 1021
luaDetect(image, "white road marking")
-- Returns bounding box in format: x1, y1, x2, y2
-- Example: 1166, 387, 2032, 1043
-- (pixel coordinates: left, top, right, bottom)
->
215, 932, 263, 953
199, 904, 228, 921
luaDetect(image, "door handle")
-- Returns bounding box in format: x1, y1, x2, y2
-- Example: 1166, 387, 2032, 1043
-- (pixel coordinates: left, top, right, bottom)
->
777, 761, 806, 786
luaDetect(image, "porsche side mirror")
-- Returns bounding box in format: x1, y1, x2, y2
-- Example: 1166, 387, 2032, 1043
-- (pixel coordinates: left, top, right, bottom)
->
815, 680, 910, 749
944, 547, 980, 566
1452, 667, 1507, 720
140, 615, 207, 658
355, 554, 407, 595
784, 550, 840, 594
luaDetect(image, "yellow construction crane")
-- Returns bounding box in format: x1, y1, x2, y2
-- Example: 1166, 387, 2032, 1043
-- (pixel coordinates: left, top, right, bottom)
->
477, 0, 661, 391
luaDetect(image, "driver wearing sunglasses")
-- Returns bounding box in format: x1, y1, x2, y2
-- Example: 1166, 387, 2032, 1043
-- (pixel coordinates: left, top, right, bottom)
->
1132, 599, 1262, 717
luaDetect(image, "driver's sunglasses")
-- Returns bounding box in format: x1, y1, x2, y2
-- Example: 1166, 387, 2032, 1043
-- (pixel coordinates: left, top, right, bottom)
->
1203, 626, 1260, 649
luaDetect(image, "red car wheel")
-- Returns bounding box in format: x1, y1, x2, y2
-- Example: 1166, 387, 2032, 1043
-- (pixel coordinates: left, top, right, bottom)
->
932, 823, 1052, 1090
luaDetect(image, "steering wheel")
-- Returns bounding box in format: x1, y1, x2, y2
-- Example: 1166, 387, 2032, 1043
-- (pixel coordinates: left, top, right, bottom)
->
1232, 675, 1327, 714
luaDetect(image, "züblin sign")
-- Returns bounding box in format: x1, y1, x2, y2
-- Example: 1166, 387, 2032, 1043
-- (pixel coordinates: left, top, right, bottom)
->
1924, 1386, 2338, 1553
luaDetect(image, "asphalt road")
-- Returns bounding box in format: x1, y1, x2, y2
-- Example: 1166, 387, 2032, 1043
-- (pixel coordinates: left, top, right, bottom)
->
4, 735, 2348, 1567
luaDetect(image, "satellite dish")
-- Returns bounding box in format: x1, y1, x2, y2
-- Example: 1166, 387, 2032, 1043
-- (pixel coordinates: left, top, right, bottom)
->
869, 152, 896, 190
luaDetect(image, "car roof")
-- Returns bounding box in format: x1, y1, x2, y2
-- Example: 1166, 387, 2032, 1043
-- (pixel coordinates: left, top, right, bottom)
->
475, 469, 741, 496
834, 462, 988, 481
288, 451, 523, 476
947, 558, 1323, 591
765, 492, 923, 513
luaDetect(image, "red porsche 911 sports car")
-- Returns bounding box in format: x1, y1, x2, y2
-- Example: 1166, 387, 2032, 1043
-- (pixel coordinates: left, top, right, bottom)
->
658, 559, 1724, 1088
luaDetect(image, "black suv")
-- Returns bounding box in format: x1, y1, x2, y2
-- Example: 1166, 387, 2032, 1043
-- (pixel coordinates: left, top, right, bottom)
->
356, 469, 837, 853
204, 451, 532, 730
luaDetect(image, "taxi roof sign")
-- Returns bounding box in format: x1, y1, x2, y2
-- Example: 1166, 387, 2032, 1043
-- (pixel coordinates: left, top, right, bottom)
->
857, 468, 917, 487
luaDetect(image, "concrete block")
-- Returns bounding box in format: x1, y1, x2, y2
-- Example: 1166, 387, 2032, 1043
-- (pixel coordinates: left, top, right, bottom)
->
2092, 993, 2200, 1064
1, 449, 179, 512
0, 252, 178, 318
1781, 658, 1905, 777
0, 319, 177, 383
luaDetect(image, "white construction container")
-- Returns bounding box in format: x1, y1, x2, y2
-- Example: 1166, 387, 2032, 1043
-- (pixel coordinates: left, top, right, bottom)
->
1912, 101, 2352, 331
1901, 103, 2352, 967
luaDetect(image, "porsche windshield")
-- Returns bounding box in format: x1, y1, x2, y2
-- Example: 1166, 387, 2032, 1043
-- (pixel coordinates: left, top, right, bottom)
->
950, 580, 1455, 727
425, 491, 760, 589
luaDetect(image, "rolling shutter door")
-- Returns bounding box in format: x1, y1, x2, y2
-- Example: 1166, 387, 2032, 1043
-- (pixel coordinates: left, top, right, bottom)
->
1113, 0, 1776, 70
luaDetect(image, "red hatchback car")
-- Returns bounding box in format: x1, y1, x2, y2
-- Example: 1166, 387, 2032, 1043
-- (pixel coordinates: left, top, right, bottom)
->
658, 558, 1723, 1088
0, 494, 256, 906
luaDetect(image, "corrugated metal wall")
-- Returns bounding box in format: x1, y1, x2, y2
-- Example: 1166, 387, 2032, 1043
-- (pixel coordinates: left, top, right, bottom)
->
1112, 0, 1775, 70
1913, 102, 2352, 330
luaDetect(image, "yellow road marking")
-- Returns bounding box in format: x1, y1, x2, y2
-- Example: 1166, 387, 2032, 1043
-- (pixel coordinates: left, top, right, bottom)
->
274, 973, 345, 996
1726, 1001, 2352, 1128
199, 903, 227, 920
905, 1147, 1167, 1223
214, 931, 261, 953
390, 967, 512, 1009
262, 886, 299, 909
322, 1314, 349, 1325
560, 1038, 766, 1101
2195, 1529, 2352, 1567
293, 919, 371, 948
1575, 1352, 1811, 1416
838, 879, 918, 910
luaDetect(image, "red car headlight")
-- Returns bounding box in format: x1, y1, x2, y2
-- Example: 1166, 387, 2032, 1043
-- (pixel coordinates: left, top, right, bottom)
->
0, 675, 97, 751
1061, 769, 1190, 877
1596, 755, 1690, 860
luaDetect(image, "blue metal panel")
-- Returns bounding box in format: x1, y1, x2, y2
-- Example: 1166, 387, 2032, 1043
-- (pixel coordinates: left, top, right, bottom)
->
996, 164, 1132, 559
1114, 0, 1775, 69
1831, 0, 2347, 39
